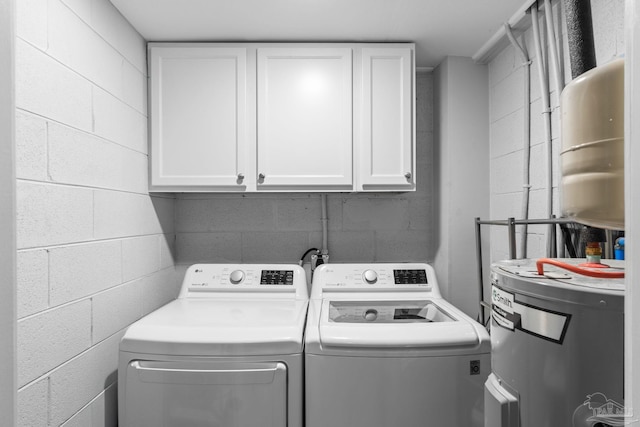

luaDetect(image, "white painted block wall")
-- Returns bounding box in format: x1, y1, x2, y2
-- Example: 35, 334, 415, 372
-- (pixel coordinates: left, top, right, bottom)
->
488, 0, 625, 261
15, 0, 177, 425
0, 0, 16, 424
433, 57, 490, 319
175, 73, 435, 266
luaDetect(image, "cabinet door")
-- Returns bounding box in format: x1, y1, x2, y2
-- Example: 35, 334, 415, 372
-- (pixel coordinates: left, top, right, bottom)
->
358, 48, 415, 189
257, 48, 352, 189
149, 46, 248, 190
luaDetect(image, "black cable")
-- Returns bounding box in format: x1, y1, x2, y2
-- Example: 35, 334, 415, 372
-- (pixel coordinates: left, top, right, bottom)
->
299, 247, 319, 264
560, 223, 577, 257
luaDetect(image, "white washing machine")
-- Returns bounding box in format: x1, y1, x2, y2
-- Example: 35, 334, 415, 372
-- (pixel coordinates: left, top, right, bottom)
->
305, 262, 491, 427
118, 264, 308, 427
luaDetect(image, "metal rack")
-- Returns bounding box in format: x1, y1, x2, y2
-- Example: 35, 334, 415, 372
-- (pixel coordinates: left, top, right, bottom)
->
474, 217, 579, 325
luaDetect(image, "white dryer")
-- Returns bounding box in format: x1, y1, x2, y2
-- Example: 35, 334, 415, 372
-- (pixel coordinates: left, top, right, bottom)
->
118, 264, 308, 427
305, 263, 490, 427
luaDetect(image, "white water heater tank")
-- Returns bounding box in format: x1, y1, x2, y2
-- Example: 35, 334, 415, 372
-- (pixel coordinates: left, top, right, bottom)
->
485, 259, 624, 427
560, 58, 624, 230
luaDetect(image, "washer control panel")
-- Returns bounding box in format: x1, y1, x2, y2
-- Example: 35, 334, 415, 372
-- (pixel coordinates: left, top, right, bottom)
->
311, 263, 439, 298
180, 264, 307, 299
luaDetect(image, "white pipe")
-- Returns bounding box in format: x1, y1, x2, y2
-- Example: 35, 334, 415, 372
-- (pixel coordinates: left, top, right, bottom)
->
544, 0, 563, 257
531, 4, 555, 257
473, 0, 540, 63
544, 0, 565, 99
505, 23, 532, 259
321, 194, 328, 255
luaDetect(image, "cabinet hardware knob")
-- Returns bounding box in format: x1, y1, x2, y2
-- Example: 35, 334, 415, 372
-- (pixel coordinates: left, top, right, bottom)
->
258, 173, 266, 181
404, 172, 412, 180
237, 173, 244, 181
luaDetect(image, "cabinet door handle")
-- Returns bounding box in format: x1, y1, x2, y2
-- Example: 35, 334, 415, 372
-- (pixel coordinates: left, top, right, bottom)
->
258, 173, 266, 183
404, 172, 412, 180
237, 173, 245, 181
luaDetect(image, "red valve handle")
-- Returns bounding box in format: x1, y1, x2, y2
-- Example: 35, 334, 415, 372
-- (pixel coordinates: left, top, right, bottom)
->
536, 258, 625, 279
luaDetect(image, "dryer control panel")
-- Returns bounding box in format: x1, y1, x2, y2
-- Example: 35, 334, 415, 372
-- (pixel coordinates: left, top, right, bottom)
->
179, 264, 308, 299
311, 263, 441, 298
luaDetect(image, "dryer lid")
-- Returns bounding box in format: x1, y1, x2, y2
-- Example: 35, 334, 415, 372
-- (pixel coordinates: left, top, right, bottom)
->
120, 298, 309, 356
318, 299, 480, 349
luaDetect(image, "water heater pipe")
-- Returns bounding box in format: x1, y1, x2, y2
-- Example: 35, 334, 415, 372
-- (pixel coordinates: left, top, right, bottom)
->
536, 257, 625, 278
504, 23, 532, 259
563, 0, 597, 79
542, 0, 564, 256
544, 0, 565, 96
321, 194, 329, 256
531, 4, 555, 256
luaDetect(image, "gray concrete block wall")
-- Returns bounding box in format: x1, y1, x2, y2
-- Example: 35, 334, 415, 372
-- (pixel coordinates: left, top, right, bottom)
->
175, 73, 435, 265
15, 0, 177, 425
488, 0, 624, 261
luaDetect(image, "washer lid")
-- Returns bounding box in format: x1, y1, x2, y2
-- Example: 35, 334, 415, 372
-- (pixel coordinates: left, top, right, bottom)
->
318, 299, 480, 349
120, 298, 308, 356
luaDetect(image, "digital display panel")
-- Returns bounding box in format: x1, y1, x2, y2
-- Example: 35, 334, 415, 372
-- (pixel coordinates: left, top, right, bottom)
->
393, 269, 428, 284
260, 270, 294, 285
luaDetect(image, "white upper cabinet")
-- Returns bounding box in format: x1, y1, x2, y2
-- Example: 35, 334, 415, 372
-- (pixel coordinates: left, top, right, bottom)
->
148, 43, 415, 192
149, 46, 249, 190
257, 48, 353, 189
357, 47, 415, 190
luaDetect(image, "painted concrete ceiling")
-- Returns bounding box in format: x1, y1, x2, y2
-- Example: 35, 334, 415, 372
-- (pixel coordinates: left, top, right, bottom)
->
109, 0, 526, 68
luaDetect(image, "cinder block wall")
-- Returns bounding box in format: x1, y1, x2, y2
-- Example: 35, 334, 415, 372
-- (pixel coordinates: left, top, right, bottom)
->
15, 0, 177, 425
488, 0, 625, 261
175, 73, 435, 265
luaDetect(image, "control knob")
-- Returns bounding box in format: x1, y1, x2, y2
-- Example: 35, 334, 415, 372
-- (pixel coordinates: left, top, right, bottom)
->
363, 269, 378, 284
230, 270, 245, 284
364, 309, 378, 321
